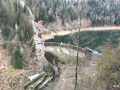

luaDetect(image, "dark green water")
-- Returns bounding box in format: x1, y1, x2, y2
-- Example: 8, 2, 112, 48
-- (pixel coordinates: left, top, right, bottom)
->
46, 30, 120, 52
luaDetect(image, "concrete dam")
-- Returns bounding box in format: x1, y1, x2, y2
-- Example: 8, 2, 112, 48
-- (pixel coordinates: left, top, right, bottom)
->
45, 42, 100, 66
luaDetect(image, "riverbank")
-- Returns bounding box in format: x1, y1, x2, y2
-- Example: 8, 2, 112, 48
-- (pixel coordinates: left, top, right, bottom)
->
42, 26, 120, 40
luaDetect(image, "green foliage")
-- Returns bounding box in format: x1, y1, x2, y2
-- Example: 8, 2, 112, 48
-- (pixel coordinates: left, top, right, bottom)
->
45, 52, 60, 65
0, 0, 33, 42
88, 0, 98, 8
7, 42, 13, 53
0, 1, 17, 29
24, 0, 120, 26
18, 15, 34, 42
73, 2, 78, 7
114, 16, 120, 26
48, 14, 56, 23
11, 48, 23, 69
32, 45, 35, 53
86, 0, 120, 26
1, 26, 11, 40
23, 5, 28, 14
29, 39, 33, 46
30, 52, 33, 58
67, 7, 78, 21
98, 45, 120, 88
62, 18, 65, 25
0, 0, 34, 70
43, 64, 53, 75
26, 0, 78, 24
2, 42, 7, 49
91, 18, 105, 26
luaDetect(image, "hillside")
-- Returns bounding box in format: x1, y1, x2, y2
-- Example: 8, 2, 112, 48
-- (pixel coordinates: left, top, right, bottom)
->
0, 0, 43, 89
0, 0, 120, 90
25, 0, 120, 30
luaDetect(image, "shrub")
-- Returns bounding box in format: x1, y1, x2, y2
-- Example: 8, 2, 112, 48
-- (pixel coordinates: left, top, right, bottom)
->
30, 52, 33, 58
29, 39, 33, 47
45, 52, 59, 65
2, 42, 7, 49
11, 48, 23, 69
1, 26, 11, 40
32, 45, 35, 53
98, 45, 120, 89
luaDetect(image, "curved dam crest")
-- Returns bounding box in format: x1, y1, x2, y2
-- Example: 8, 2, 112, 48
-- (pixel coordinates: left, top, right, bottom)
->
45, 42, 85, 57
45, 42, 100, 66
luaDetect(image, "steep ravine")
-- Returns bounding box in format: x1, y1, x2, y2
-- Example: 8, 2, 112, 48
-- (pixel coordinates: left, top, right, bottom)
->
20, 0, 58, 89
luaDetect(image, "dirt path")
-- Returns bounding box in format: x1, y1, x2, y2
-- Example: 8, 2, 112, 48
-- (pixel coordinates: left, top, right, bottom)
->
42, 26, 120, 40
54, 26, 120, 35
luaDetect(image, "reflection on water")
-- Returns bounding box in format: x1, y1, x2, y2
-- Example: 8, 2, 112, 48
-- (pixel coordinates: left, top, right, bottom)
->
46, 30, 120, 52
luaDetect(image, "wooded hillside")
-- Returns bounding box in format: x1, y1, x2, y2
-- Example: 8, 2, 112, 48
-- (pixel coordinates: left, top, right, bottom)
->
25, 0, 120, 26
0, 0, 34, 68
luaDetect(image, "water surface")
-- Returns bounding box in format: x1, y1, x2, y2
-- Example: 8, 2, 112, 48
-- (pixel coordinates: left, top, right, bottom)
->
46, 30, 120, 52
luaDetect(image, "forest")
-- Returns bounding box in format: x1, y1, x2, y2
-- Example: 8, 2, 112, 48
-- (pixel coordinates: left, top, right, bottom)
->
0, 0, 34, 68
26, 0, 120, 26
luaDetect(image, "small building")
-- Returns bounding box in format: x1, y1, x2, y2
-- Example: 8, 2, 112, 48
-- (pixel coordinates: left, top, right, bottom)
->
38, 29, 51, 35
37, 40, 45, 44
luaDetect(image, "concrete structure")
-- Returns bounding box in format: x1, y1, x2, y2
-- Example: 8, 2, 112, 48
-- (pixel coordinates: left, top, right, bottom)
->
38, 29, 51, 35
45, 42, 101, 66
28, 72, 45, 81
45, 42, 85, 58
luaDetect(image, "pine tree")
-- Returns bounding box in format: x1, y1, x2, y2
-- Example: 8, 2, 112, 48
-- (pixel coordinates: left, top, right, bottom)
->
12, 48, 23, 69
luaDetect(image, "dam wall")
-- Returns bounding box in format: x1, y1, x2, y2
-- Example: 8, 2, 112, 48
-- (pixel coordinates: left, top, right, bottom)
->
45, 42, 85, 58
45, 42, 100, 66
